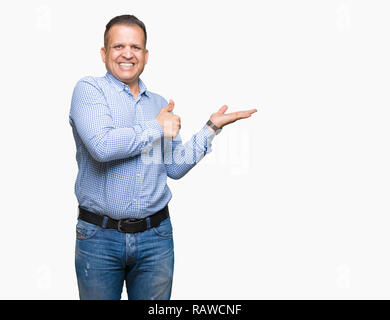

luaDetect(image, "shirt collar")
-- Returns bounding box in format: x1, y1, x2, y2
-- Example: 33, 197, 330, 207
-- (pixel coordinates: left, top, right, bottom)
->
105, 72, 150, 97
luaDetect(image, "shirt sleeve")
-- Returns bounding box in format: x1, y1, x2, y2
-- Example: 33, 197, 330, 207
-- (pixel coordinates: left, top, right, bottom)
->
162, 105, 217, 180
69, 78, 163, 162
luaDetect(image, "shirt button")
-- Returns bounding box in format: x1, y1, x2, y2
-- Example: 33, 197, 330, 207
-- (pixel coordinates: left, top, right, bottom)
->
133, 199, 137, 202
136, 173, 140, 177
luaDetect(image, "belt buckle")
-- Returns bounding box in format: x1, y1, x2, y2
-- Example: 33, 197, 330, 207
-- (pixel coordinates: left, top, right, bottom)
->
118, 218, 141, 233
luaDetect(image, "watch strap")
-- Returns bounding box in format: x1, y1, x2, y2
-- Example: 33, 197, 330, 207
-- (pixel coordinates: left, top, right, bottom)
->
206, 119, 222, 134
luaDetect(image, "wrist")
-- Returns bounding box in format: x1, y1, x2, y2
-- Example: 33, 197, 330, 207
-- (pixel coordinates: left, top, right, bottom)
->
206, 119, 222, 135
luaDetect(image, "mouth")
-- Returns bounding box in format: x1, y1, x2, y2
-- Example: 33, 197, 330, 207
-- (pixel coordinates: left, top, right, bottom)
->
118, 62, 135, 70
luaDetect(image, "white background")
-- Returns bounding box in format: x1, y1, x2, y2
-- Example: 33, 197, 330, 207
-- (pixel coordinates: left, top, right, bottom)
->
0, 0, 389, 299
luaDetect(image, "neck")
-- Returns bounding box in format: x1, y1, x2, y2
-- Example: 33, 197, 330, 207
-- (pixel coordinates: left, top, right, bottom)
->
127, 80, 139, 99
130, 85, 139, 99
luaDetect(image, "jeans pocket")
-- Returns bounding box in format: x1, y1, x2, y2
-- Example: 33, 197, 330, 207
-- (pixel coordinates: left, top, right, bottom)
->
76, 219, 99, 240
152, 217, 173, 238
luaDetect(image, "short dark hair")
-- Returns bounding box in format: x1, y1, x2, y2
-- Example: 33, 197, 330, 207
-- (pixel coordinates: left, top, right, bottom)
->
104, 15, 147, 48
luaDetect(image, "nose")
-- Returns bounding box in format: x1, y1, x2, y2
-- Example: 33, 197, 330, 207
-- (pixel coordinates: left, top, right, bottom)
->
122, 46, 134, 59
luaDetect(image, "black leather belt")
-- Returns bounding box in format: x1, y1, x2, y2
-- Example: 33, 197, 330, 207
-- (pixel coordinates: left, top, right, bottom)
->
78, 205, 169, 234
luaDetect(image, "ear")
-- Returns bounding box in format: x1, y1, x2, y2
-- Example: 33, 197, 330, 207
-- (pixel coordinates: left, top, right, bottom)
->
100, 47, 106, 63
145, 49, 149, 65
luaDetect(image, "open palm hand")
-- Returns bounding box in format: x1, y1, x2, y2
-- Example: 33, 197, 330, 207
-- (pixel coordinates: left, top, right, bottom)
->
209, 105, 257, 130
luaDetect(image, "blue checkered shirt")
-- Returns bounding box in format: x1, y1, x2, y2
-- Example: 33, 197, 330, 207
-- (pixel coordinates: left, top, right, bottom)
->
69, 72, 216, 219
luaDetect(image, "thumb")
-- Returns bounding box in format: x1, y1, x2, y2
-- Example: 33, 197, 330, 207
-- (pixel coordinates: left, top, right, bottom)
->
164, 99, 175, 112
217, 105, 228, 114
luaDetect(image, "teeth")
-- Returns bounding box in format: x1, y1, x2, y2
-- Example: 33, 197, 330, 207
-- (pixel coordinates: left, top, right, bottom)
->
119, 63, 134, 67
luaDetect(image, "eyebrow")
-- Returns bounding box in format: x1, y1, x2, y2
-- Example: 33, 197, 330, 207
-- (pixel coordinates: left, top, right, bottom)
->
111, 42, 143, 48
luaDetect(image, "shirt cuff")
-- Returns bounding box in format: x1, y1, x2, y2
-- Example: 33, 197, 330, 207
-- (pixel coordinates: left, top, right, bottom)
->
197, 124, 217, 155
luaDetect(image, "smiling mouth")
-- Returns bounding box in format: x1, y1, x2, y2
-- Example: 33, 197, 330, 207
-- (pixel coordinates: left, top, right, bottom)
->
119, 63, 135, 68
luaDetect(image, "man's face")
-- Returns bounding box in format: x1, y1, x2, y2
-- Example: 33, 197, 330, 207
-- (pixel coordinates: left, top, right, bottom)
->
101, 24, 148, 87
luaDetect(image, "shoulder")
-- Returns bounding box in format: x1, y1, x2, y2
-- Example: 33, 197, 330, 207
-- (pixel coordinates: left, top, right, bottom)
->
72, 76, 113, 100
71, 76, 110, 106
74, 75, 108, 91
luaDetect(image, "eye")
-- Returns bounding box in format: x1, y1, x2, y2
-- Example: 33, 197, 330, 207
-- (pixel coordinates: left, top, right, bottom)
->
114, 45, 123, 49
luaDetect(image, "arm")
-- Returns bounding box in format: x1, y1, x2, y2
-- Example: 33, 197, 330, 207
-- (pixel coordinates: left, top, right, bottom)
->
69, 79, 163, 162
163, 125, 216, 180
162, 101, 257, 179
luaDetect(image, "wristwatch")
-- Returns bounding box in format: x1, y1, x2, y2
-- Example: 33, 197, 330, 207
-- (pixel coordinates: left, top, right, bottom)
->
206, 119, 222, 134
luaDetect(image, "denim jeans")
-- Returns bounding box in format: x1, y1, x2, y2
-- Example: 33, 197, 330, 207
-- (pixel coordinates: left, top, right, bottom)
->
75, 216, 174, 300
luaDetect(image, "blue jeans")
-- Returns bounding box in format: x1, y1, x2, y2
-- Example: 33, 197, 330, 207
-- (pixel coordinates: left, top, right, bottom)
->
75, 216, 174, 300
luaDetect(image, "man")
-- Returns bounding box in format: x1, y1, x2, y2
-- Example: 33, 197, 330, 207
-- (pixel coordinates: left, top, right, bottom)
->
69, 14, 257, 300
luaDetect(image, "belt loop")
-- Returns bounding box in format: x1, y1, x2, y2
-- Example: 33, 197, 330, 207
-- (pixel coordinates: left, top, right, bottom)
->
146, 217, 151, 229
102, 216, 108, 229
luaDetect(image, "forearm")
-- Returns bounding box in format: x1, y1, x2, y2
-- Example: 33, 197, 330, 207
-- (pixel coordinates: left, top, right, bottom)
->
164, 124, 216, 179
82, 119, 163, 162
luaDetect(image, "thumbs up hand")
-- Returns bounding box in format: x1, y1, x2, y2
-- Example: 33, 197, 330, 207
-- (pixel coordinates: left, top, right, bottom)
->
156, 99, 181, 138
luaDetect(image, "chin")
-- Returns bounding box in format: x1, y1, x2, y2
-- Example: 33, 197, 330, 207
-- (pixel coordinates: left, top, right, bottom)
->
117, 70, 133, 78
115, 73, 134, 83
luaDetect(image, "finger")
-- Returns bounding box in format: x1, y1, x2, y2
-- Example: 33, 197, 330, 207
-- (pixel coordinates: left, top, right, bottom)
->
238, 110, 256, 119
236, 109, 257, 118
238, 108, 257, 114
165, 99, 175, 112
217, 105, 228, 114
226, 110, 254, 121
